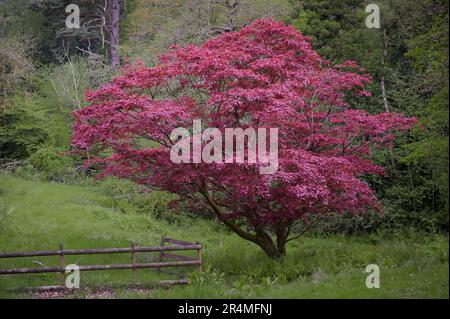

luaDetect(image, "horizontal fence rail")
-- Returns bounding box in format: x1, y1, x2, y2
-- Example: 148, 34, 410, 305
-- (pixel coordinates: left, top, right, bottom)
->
0, 244, 201, 258
0, 237, 202, 289
0, 260, 202, 275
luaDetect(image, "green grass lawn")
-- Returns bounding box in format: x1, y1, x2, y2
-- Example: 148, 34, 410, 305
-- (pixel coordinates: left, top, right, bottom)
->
0, 174, 448, 298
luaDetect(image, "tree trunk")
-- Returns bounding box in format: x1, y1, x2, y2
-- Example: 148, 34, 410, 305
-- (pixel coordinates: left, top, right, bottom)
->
109, 0, 120, 68
254, 229, 286, 259
258, 241, 285, 259
199, 179, 287, 259
380, 28, 398, 176
380, 29, 389, 114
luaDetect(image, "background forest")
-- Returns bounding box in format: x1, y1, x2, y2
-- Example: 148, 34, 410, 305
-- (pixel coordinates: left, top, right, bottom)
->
0, 0, 448, 298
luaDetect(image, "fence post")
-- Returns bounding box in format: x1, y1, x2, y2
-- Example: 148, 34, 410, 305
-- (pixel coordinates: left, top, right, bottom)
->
196, 242, 202, 273
157, 235, 166, 274
59, 243, 65, 287
131, 242, 136, 281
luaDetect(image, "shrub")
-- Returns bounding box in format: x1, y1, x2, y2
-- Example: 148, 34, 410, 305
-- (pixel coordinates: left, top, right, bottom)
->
0, 95, 48, 161
97, 178, 179, 220
310, 208, 442, 236
0, 36, 34, 107
26, 146, 81, 183
48, 55, 114, 110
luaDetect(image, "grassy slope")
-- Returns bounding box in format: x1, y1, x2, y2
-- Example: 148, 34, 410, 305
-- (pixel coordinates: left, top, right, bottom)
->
0, 175, 448, 298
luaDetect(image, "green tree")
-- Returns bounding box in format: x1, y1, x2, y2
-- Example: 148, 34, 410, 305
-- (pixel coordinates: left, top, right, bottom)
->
288, 0, 449, 229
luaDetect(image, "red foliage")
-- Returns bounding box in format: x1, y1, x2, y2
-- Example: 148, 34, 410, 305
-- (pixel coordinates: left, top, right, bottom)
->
72, 19, 416, 257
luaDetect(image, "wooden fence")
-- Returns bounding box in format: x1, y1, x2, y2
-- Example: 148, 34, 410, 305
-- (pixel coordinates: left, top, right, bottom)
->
0, 237, 202, 289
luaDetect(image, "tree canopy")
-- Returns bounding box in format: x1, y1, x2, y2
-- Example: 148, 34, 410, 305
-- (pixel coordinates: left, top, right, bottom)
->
72, 19, 416, 257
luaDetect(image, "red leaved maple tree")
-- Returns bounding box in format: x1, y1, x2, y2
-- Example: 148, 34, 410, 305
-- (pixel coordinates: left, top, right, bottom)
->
72, 19, 416, 258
